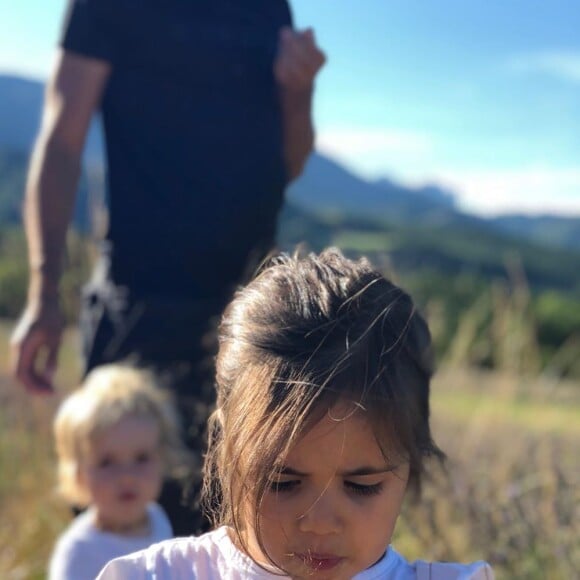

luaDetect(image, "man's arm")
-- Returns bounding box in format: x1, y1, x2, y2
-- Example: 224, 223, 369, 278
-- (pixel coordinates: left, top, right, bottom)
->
275, 28, 326, 181
10, 50, 110, 393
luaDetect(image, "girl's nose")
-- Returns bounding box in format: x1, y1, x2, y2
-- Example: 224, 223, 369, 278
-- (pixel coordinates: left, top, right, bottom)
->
297, 491, 343, 535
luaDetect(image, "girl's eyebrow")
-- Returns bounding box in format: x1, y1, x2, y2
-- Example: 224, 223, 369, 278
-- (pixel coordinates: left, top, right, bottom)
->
279, 465, 399, 477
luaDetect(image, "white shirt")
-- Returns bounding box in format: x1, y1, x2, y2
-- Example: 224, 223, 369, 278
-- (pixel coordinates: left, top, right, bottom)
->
49, 502, 172, 580
97, 526, 494, 580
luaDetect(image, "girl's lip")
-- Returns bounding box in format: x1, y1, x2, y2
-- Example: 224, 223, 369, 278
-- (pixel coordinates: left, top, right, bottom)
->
297, 553, 344, 571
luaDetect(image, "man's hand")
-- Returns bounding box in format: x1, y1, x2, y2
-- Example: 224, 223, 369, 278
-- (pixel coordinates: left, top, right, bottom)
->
274, 27, 326, 181
9, 51, 110, 395
274, 27, 326, 93
10, 299, 65, 394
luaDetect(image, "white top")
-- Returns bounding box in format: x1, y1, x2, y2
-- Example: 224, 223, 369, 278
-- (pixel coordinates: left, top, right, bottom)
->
97, 526, 494, 580
49, 502, 172, 580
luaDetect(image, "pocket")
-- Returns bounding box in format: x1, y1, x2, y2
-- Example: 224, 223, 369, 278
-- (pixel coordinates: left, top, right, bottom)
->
80, 282, 129, 372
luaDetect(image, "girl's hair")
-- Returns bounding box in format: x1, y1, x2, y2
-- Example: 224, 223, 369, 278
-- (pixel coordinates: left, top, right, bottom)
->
54, 364, 189, 506
202, 248, 444, 561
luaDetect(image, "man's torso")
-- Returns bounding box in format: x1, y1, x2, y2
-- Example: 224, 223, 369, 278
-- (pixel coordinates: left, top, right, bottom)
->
63, 0, 293, 294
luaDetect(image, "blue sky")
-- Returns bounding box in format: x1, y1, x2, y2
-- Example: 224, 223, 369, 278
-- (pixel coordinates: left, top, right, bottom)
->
1, 0, 579, 216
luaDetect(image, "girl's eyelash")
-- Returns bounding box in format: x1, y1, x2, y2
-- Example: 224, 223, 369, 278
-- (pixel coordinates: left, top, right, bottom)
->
345, 481, 384, 496
269, 480, 300, 493
269, 480, 384, 497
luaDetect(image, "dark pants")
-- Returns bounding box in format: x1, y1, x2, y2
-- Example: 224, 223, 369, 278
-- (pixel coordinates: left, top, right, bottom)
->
80, 281, 230, 536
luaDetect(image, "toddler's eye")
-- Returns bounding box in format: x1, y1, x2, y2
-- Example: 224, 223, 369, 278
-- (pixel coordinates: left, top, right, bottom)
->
97, 457, 114, 469
136, 452, 152, 464
269, 480, 300, 493
345, 481, 384, 497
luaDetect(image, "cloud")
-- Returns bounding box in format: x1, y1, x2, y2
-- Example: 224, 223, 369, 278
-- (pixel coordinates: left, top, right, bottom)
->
507, 50, 580, 84
430, 167, 580, 216
316, 127, 433, 168
315, 128, 580, 216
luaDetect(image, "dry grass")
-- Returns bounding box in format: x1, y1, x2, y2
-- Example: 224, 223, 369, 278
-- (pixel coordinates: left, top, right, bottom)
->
0, 322, 578, 579
0, 323, 80, 580
394, 368, 579, 580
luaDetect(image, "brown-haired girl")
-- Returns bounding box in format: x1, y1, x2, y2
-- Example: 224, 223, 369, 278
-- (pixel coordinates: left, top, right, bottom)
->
99, 249, 494, 579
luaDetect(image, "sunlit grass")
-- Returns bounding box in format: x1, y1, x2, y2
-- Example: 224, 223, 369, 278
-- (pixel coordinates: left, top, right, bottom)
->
432, 368, 580, 436
0, 321, 81, 580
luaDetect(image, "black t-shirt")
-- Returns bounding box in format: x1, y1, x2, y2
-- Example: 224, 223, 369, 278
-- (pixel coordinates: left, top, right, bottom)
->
61, 0, 292, 296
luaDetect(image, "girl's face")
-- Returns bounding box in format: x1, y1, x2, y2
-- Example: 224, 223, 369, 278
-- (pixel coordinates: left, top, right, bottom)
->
78, 415, 164, 534
243, 404, 409, 580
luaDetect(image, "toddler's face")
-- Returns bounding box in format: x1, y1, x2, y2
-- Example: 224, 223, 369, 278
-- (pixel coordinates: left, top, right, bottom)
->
243, 403, 409, 580
78, 415, 164, 534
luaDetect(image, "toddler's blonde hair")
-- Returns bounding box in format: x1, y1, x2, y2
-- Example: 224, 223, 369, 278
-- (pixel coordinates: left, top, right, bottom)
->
54, 364, 189, 506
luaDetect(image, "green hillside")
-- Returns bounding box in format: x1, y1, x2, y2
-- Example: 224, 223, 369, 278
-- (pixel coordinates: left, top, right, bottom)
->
279, 204, 580, 292
278, 205, 580, 377
0, 148, 27, 224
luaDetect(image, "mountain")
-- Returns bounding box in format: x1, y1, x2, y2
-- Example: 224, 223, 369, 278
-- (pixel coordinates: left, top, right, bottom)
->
1, 72, 580, 252
287, 153, 463, 226
287, 153, 580, 251
0, 74, 104, 164
0, 76, 43, 153
0, 75, 103, 232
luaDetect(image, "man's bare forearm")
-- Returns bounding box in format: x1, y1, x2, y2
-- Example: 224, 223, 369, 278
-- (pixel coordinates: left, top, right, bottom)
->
25, 135, 81, 304
280, 87, 315, 181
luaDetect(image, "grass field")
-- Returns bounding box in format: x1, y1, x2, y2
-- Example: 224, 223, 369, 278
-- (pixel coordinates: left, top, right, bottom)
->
0, 321, 578, 579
